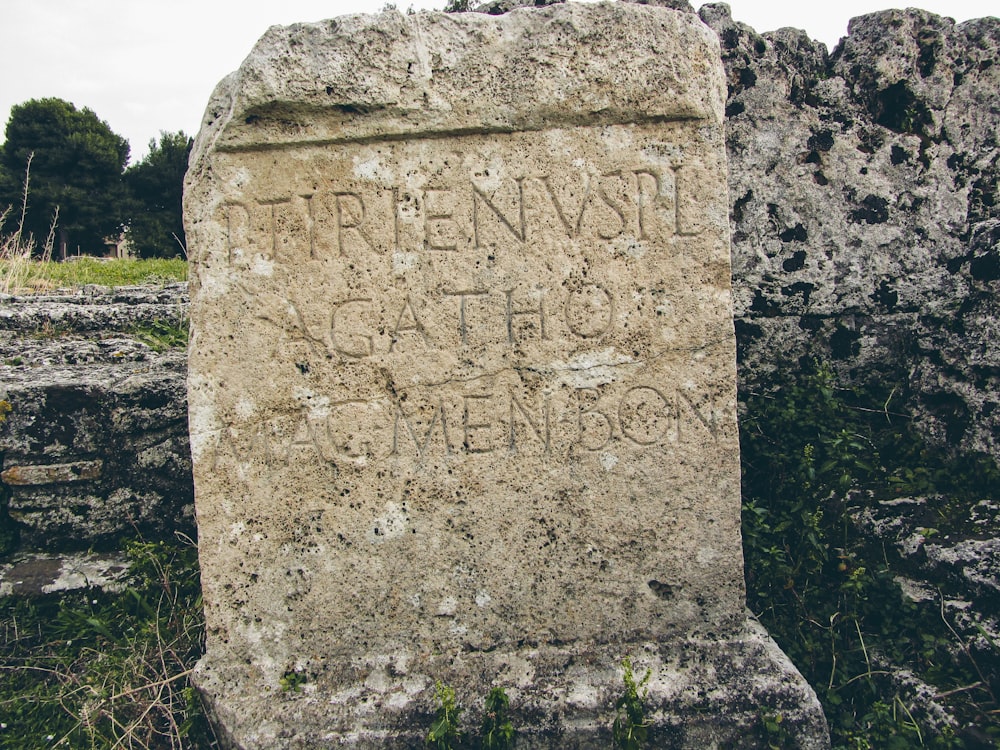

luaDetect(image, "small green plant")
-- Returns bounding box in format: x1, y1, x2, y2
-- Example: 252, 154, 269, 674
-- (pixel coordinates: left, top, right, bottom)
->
742, 361, 999, 747
612, 657, 651, 750
480, 686, 515, 749
279, 669, 307, 692
759, 711, 794, 749
132, 317, 190, 351
427, 681, 463, 749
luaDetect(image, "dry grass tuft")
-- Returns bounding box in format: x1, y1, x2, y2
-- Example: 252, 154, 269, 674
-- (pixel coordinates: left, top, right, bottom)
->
0, 153, 56, 294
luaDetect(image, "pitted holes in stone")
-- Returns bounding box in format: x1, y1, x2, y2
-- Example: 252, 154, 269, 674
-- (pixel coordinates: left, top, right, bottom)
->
565, 284, 614, 339
618, 386, 671, 446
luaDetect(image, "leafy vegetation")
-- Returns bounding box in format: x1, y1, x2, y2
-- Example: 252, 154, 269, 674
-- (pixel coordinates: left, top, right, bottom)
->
0, 99, 189, 261
741, 361, 999, 748
426, 681, 464, 749
131, 317, 190, 352
0, 99, 129, 256
612, 657, 652, 750
480, 687, 515, 750
0, 538, 216, 749
125, 132, 192, 259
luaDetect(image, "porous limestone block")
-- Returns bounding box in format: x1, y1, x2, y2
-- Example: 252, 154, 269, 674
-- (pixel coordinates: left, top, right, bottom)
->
184, 3, 828, 746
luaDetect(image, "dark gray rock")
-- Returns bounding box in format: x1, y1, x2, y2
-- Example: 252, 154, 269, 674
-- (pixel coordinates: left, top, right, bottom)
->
0, 285, 193, 551
0, 552, 130, 596
701, 3, 1000, 461
0, 283, 189, 334
848, 491, 999, 720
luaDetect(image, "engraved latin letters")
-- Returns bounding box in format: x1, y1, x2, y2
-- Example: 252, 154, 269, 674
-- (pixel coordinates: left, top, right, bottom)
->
576, 389, 614, 451
472, 178, 526, 248
634, 170, 660, 241
208, 382, 718, 471
392, 398, 452, 458
670, 166, 699, 237
462, 394, 494, 454
540, 175, 590, 239
390, 297, 430, 352
424, 189, 463, 251
505, 290, 546, 344
618, 386, 671, 446
508, 393, 551, 455
330, 299, 374, 359
219, 165, 706, 265
224, 201, 251, 261
444, 290, 488, 344
334, 192, 373, 255
565, 284, 614, 339
212, 158, 717, 474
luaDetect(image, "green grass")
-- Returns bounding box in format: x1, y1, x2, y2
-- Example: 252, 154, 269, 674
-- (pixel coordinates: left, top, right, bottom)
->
0, 539, 216, 749
130, 318, 190, 352
0, 257, 187, 292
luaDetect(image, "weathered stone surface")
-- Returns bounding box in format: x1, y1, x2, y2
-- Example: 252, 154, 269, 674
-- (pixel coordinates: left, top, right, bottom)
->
704, 8, 999, 737
0, 283, 189, 333
701, 3, 1000, 462
185, 3, 825, 747
0, 552, 129, 596
847, 491, 1000, 733
0, 285, 193, 550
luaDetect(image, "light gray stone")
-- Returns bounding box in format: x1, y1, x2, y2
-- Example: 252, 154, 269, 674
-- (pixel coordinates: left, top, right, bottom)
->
185, 3, 826, 747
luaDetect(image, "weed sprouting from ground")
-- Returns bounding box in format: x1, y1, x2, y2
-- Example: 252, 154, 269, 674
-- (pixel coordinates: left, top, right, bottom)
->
0, 536, 215, 749
480, 686, 514, 750
132, 317, 190, 352
426, 681, 463, 750
612, 657, 651, 750
0, 153, 54, 295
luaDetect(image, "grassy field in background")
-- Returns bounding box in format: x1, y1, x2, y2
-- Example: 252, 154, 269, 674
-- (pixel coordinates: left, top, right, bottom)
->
0, 257, 187, 292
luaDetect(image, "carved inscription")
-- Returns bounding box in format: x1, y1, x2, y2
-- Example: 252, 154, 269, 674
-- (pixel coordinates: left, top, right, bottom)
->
262, 284, 617, 360
209, 382, 719, 470
221, 167, 701, 262
209, 138, 728, 475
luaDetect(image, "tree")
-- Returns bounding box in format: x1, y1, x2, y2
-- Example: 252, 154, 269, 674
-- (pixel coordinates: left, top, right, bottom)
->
0, 98, 130, 256
125, 131, 192, 258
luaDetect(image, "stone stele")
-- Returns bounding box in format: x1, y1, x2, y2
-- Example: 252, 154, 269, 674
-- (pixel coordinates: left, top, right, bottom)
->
184, 3, 829, 747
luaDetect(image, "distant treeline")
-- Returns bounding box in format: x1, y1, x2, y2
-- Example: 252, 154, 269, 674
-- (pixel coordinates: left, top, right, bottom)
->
0, 98, 190, 259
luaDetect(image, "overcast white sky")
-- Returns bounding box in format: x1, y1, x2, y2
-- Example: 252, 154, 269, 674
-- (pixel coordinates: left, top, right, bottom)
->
1, 0, 996, 162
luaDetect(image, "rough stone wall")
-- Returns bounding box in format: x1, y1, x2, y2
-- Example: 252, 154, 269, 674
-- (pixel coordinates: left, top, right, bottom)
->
700, 3, 1000, 461
0, 285, 194, 553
